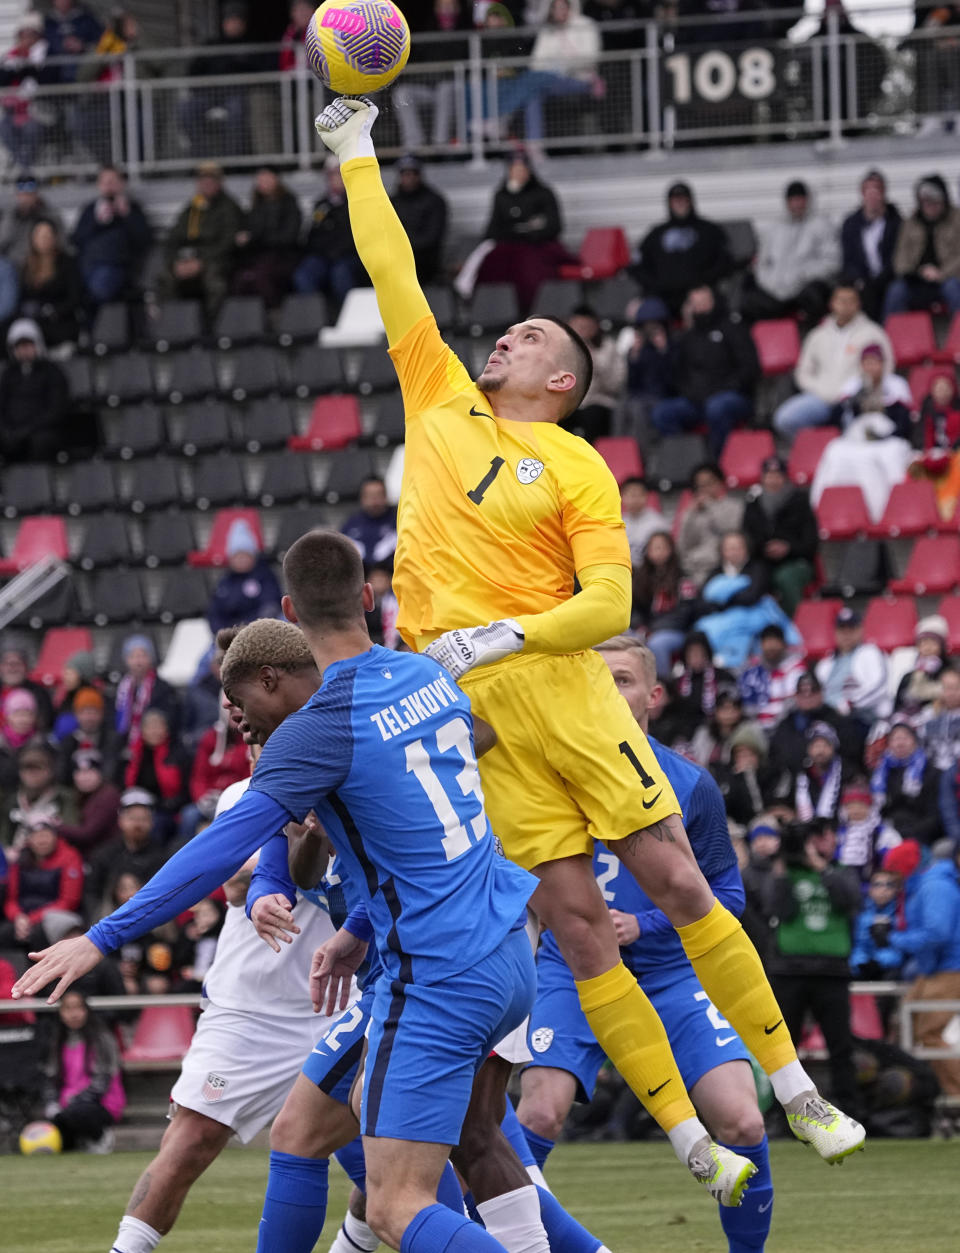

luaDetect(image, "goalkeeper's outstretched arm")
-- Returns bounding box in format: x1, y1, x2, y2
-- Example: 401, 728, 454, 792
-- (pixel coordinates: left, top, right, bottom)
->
316, 97, 430, 348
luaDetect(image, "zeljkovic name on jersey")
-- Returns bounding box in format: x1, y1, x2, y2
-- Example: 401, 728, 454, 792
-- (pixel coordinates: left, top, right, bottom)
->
369, 673, 462, 742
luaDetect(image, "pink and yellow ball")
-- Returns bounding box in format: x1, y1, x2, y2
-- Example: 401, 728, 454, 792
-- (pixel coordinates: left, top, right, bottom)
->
304, 0, 410, 96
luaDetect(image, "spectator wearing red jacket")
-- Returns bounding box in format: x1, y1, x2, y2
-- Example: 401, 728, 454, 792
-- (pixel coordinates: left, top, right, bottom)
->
123, 708, 188, 842
179, 713, 249, 839
0, 814, 83, 947
914, 371, 960, 520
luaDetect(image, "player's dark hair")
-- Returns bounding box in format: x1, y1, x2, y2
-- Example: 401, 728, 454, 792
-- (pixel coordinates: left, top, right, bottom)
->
283, 529, 366, 631
620, 475, 645, 491
215, 626, 241, 656
531, 313, 594, 418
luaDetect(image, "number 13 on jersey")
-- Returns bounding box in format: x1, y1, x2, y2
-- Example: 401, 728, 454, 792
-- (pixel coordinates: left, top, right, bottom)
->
405, 717, 488, 861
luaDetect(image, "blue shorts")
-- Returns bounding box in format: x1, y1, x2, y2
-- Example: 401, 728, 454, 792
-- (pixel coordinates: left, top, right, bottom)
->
362, 924, 536, 1144
526, 947, 749, 1102
301, 987, 374, 1105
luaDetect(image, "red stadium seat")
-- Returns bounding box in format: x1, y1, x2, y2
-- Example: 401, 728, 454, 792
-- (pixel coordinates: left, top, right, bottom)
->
124, 1005, 198, 1064
793, 598, 843, 662
0, 516, 68, 574
850, 992, 885, 1040
863, 597, 917, 651
815, 486, 871, 540
751, 319, 801, 376
907, 363, 937, 412
890, 536, 960, 595
594, 436, 643, 484
31, 626, 93, 687
938, 595, 960, 653
868, 479, 940, 538
671, 488, 694, 538
787, 426, 839, 485
288, 394, 363, 452
188, 508, 264, 568
932, 311, 960, 363
558, 227, 630, 280
884, 311, 936, 367
720, 430, 775, 489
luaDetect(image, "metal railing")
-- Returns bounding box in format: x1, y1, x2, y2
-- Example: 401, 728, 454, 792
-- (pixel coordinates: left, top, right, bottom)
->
2, 982, 959, 1061
1, 4, 957, 180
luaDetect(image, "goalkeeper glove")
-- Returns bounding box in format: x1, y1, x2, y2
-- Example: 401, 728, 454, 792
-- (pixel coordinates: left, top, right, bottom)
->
315, 96, 378, 164
425, 620, 524, 681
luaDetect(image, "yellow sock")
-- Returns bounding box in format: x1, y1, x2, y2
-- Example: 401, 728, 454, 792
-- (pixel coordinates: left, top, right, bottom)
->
677, 899, 797, 1074
576, 961, 695, 1132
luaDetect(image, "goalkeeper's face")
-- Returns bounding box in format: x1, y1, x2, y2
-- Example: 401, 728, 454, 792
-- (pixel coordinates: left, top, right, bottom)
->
477, 318, 578, 420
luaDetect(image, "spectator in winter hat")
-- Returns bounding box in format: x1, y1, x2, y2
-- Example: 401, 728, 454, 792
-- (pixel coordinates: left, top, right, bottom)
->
0, 813, 84, 948
84, 788, 164, 920
885, 174, 960, 319
0, 642, 52, 728
794, 721, 850, 824
56, 686, 119, 784
741, 814, 782, 962
0, 687, 38, 790
57, 748, 120, 856
123, 708, 188, 841
52, 650, 98, 740
895, 615, 949, 717
115, 635, 179, 746
0, 740, 77, 852
837, 342, 912, 440
836, 778, 900, 879
0, 317, 71, 464
206, 519, 282, 636
715, 721, 780, 827
633, 181, 732, 317
871, 716, 941, 846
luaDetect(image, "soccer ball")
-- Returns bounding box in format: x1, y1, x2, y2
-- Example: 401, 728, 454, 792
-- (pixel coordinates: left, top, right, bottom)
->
19, 1120, 63, 1155
304, 0, 410, 96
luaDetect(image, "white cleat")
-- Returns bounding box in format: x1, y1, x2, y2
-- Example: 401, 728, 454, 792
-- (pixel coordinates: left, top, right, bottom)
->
785, 1091, 866, 1163
687, 1136, 757, 1207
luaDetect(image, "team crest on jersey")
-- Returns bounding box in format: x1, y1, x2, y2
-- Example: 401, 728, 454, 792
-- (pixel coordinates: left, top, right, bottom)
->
201, 1073, 228, 1102
531, 1026, 554, 1053
516, 458, 544, 484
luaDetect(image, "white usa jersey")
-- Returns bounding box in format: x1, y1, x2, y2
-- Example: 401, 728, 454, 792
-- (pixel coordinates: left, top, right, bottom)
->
200, 778, 336, 1018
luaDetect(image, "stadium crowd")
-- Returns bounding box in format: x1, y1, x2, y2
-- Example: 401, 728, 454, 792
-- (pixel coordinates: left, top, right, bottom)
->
0, 0, 960, 1162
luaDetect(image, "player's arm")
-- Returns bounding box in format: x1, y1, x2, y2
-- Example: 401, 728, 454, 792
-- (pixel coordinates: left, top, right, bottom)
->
315, 97, 430, 348
425, 448, 632, 677
287, 812, 331, 892
473, 714, 497, 758
12, 790, 291, 1002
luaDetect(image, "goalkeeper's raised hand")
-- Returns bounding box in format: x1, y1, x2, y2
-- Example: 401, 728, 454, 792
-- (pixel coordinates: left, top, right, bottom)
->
315, 96, 378, 165
425, 620, 525, 681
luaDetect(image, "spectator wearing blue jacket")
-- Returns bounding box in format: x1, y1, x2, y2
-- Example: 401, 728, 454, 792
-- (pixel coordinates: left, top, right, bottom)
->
850, 867, 903, 979
886, 839, 960, 1097
43, 0, 102, 81
206, 519, 281, 636
71, 166, 151, 305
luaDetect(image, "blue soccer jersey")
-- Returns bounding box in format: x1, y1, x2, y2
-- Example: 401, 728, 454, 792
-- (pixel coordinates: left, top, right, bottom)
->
541, 737, 743, 978
250, 645, 535, 987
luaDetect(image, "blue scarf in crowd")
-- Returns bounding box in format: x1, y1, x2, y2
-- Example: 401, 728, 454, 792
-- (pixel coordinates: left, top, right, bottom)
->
871, 747, 927, 804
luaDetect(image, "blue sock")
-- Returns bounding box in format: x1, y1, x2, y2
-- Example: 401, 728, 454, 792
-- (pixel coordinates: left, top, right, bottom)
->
500, 1102, 536, 1168
521, 1124, 555, 1171
437, 1160, 465, 1213
400, 1202, 507, 1251
718, 1137, 773, 1253
256, 1151, 328, 1253
536, 1186, 604, 1253
334, 1137, 367, 1192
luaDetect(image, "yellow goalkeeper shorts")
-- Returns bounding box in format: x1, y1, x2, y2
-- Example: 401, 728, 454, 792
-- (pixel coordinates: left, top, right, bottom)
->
461, 649, 679, 871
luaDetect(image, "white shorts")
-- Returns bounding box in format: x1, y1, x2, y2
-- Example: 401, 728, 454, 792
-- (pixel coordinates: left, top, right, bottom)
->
491, 909, 539, 1066
170, 1003, 324, 1144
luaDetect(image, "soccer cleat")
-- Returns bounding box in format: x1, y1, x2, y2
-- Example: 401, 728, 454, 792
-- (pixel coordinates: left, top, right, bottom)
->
687, 1137, 757, 1207
785, 1091, 866, 1163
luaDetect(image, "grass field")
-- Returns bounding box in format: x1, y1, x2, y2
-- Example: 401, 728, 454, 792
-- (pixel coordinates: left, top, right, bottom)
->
6, 1138, 958, 1251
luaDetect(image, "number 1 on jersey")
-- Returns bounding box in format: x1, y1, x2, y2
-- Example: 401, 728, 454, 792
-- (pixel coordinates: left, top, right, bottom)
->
467, 456, 505, 505
618, 740, 657, 788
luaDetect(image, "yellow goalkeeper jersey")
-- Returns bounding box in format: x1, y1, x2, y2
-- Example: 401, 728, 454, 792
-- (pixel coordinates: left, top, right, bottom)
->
341, 158, 630, 649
